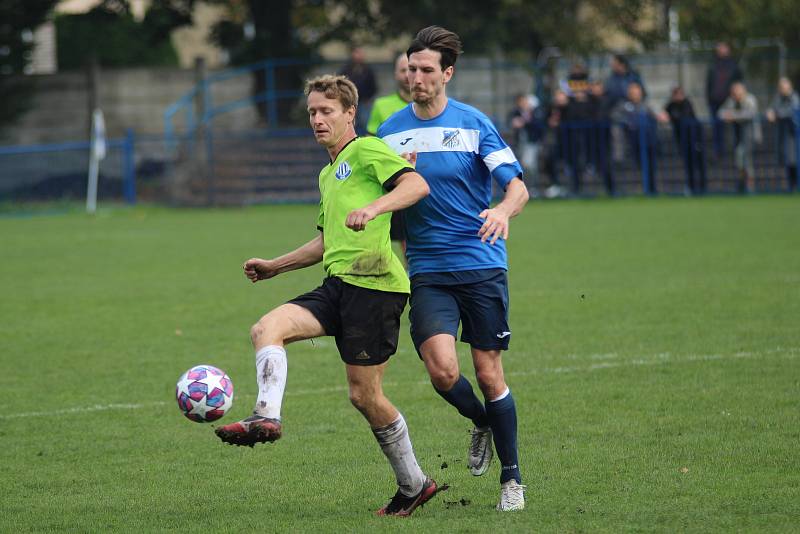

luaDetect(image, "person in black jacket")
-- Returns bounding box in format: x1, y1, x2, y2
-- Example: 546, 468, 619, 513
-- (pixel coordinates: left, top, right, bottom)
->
589, 80, 615, 195
664, 86, 707, 194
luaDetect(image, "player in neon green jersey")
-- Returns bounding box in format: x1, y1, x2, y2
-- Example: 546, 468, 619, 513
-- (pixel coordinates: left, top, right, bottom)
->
367, 53, 413, 249
215, 74, 442, 516
367, 53, 412, 136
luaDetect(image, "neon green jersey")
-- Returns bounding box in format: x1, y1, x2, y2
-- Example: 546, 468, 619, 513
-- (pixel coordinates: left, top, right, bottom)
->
317, 136, 413, 294
366, 93, 410, 135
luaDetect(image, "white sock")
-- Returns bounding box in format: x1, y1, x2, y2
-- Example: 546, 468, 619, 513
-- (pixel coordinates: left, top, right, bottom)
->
490, 387, 510, 403
372, 414, 426, 497
253, 345, 287, 420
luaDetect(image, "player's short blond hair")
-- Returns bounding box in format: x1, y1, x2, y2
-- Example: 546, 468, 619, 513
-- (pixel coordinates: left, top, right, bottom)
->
304, 74, 359, 111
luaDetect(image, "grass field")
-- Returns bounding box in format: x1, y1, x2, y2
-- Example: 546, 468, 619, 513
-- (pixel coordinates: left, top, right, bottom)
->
2, 195, 799, 532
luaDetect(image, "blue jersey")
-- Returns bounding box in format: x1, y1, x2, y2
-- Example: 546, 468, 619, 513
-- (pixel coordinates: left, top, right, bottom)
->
378, 99, 523, 276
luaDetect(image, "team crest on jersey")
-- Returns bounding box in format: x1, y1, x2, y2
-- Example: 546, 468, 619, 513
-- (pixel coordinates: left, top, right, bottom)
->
442, 129, 461, 148
335, 161, 352, 180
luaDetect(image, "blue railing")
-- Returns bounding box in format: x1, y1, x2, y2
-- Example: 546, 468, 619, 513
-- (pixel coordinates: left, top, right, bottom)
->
163, 58, 321, 150
0, 130, 141, 204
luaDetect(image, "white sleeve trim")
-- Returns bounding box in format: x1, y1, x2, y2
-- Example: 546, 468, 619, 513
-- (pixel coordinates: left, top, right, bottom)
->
483, 147, 518, 172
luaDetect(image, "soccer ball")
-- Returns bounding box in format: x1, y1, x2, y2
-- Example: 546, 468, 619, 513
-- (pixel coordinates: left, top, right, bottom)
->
176, 364, 234, 423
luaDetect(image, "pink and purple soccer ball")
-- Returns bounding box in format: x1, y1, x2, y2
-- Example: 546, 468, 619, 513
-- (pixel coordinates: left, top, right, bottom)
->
176, 365, 234, 423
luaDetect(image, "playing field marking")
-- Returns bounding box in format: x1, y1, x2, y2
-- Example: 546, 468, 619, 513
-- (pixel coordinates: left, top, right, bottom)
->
3, 347, 797, 420
0, 402, 169, 420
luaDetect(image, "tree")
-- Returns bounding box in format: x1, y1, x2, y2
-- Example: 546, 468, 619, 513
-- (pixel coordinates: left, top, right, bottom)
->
676, 0, 800, 49
55, 0, 200, 70
202, 0, 667, 66
0, 0, 59, 130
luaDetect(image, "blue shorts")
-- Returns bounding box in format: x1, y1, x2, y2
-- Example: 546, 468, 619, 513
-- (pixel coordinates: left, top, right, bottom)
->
409, 269, 510, 354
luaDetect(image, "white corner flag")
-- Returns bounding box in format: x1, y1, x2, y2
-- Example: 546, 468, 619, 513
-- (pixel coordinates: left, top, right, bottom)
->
86, 108, 107, 214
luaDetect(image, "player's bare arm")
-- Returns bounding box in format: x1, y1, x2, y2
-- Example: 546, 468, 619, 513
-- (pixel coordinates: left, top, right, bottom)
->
478, 177, 529, 245
243, 233, 325, 282
345, 171, 429, 231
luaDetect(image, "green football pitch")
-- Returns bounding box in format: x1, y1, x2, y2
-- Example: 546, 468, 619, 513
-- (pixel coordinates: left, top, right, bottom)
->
2, 196, 798, 532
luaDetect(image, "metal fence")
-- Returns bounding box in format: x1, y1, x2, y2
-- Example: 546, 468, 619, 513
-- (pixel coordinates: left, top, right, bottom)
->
2, 114, 799, 206
0, 131, 159, 204
524, 115, 800, 197
3, 48, 800, 206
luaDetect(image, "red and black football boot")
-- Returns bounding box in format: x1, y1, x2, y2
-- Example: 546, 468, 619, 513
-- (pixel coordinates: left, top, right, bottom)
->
376, 478, 444, 517
215, 415, 282, 447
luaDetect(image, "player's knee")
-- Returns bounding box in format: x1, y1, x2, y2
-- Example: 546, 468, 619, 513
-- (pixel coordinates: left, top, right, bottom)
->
429, 366, 459, 391
348, 386, 370, 411
475, 367, 502, 395
249, 321, 264, 346
250, 315, 278, 346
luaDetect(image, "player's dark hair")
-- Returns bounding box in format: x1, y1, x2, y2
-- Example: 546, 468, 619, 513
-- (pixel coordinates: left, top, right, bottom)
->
407, 26, 463, 70
304, 74, 358, 110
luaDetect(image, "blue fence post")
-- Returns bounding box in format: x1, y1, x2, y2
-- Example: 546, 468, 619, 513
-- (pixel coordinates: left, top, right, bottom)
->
795, 108, 800, 190
266, 61, 277, 129
638, 111, 651, 195
202, 77, 212, 124
679, 117, 688, 192
206, 125, 215, 206
123, 129, 136, 204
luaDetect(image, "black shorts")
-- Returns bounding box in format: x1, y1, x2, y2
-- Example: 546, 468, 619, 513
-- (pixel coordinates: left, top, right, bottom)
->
409, 269, 510, 354
389, 210, 406, 241
288, 277, 408, 366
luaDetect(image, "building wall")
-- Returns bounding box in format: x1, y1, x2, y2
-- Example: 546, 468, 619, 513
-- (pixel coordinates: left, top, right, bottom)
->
4, 66, 256, 145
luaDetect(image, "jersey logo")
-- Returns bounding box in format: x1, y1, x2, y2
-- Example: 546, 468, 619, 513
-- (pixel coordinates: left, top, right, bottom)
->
399, 137, 413, 146
335, 161, 352, 180
496, 331, 511, 339
442, 129, 461, 148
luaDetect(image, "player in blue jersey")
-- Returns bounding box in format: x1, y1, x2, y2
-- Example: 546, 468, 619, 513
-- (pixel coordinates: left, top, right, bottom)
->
377, 26, 530, 512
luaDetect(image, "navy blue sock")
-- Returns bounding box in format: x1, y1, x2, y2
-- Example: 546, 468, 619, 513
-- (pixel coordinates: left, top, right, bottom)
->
434, 375, 489, 428
486, 389, 521, 484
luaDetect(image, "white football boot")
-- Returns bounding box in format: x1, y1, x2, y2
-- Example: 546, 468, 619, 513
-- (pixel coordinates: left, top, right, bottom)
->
497, 479, 527, 511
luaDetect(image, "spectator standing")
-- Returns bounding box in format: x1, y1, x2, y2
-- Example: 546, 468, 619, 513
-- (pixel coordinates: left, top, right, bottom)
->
540, 89, 570, 198
706, 42, 743, 158
339, 46, 377, 135
604, 54, 646, 111
508, 93, 545, 186
612, 82, 659, 194
719, 82, 760, 193
766, 77, 800, 191
565, 63, 594, 194
589, 80, 615, 195
663, 86, 707, 194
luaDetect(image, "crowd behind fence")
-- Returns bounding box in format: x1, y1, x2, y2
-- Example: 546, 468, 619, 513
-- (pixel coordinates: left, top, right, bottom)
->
508, 113, 800, 198
2, 47, 800, 205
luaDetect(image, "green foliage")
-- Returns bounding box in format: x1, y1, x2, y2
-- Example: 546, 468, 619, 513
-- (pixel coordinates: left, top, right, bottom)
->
200, 0, 635, 63
2, 196, 799, 530
0, 0, 59, 74
373, 0, 598, 58
0, 0, 58, 129
677, 0, 800, 48
56, 12, 177, 70
55, 0, 198, 70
